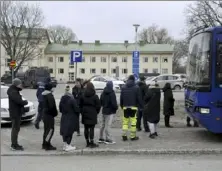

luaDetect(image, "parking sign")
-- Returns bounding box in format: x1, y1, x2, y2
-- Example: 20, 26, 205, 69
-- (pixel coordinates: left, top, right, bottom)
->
70, 50, 83, 63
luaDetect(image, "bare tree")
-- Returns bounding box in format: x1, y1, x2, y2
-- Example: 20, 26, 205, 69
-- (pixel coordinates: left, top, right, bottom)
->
185, 1, 222, 37
0, 1, 46, 75
173, 39, 189, 73
48, 25, 77, 43
139, 24, 174, 44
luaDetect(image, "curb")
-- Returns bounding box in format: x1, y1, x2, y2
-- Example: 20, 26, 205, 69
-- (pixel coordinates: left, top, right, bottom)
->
2, 148, 222, 156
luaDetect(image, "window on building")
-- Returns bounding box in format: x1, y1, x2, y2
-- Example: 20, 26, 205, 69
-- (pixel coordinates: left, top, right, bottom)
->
49, 68, 53, 74
90, 56, 96, 62
153, 57, 158, 62
153, 68, 158, 73
69, 63, 74, 68
90, 68, 96, 74
101, 68, 106, 74
144, 57, 148, 62
112, 57, 117, 62
101, 57, 107, 62
82, 56, 85, 62
143, 69, 148, 73
112, 68, 116, 74
68, 72, 74, 81
122, 68, 128, 74
162, 57, 168, 63
122, 57, 127, 62
58, 68, 64, 74
80, 68, 85, 74
58, 56, 64, 62
162, 68, 168, 74
48, 57, 53, 62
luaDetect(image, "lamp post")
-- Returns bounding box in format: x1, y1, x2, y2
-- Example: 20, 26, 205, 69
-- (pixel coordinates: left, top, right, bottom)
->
133, 24, 140, 51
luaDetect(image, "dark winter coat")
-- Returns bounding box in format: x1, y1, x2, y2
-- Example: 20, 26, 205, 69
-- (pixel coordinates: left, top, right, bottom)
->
36, 82, 45, 102
100, 85, 118, 115
72, 86, 83, 106
7, 85, 28, 119
42, 90, 58, 117
79, 89, 101, 125
59, 92, 80, 136
163, 83, 175, 116
143, 87, 161, 124
137, 81, 148, 102
120, 80, 143, 109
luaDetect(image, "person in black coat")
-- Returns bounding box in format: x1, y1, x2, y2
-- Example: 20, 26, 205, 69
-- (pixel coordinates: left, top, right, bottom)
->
143, 84, 161, 139
72, 79, 83, 136
7, 78, 28, 151
79, 82, 101, 148
42, 83, 58, 151
163, 83, 175, 128
136, 76, 149, 132
98, 81, 118, 144
59, 85, 79, 152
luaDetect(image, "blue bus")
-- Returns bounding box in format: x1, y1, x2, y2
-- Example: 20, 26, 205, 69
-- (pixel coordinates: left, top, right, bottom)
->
185, 26, 222, 133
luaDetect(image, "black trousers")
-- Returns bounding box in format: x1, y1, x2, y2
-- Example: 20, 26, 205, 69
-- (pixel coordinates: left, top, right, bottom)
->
164, 115, 171, 126
137, 110, 149, 131
187, 116, 199, 126
63, 135, 73, 145
84, 124, 95, 141
11, 117, 21, 146
76, 114, 80, 134
35, 102, 43, 124
43, 115, 55, 145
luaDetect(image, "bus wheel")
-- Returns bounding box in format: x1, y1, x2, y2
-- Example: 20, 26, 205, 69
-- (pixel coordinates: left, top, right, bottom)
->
174, 85, 181, 91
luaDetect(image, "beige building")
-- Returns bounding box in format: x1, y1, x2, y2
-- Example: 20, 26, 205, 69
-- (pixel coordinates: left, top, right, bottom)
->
1, 39, 174, 82
43, 40, 174, 82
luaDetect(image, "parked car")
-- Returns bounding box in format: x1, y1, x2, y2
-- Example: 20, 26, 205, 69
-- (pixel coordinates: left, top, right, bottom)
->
1, 85, 36, 124
89, 76, 125, 91
145, 74, 184, 90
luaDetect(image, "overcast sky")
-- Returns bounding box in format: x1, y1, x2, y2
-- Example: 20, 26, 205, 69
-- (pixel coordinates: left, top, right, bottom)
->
33, 1, 192, 43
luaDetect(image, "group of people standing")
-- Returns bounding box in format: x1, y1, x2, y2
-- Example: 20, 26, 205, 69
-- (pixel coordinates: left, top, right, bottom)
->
7, 74, 195, 152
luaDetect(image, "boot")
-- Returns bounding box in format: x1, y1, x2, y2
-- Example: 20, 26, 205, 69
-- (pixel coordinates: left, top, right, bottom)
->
45, 143, 56, 151
122, 136, 128, 141
90, 140, 99, 148
86, 140, 90, 147
130, 136, 139, 141
149, 134, 156, 139
193, 121, 199, 127
165, 116, 173, 128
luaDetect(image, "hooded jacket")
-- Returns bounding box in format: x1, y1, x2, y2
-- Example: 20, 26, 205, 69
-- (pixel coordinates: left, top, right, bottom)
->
120, 79, 143, 109
7, 85, 28, 118
36, 82, 45, 102
42, 90, 58, 117
79, 88, 101, 125
100, 81, 118, 115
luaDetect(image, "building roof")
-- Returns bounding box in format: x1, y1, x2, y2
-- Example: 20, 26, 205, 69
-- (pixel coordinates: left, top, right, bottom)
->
44, 42, 174, 54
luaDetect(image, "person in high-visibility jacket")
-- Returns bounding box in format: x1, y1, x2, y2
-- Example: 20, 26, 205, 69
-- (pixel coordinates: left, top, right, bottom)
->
120, 75, 143, 141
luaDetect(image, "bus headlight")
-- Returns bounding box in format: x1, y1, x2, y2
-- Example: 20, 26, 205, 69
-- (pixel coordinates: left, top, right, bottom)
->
200, 108, 210, 114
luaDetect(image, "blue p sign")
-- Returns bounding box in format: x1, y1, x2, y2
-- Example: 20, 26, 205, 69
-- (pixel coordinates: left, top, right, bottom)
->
70, 50, 83, 63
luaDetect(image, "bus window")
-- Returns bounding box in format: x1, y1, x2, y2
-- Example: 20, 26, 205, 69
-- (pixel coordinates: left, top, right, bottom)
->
186, 32, 211, 86
216, 43, 222, 87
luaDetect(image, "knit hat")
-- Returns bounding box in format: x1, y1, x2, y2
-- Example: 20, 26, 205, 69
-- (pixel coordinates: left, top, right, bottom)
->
128, 75, 135, 81
106, 81, 113, 89
12, 78, 22, 87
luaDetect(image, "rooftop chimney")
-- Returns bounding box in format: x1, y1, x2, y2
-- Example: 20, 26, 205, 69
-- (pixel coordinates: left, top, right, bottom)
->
139, 40, 145, 46
79, 40, 83, 45
95, 40, 100, 45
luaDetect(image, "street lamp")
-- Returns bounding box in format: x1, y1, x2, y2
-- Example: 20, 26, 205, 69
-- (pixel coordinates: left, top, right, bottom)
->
133, 24, 140, 51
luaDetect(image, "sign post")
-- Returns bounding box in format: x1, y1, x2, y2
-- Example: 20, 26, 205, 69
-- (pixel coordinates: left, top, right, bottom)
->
132, 51, 140, 80
70, 50, 83, 81
10, 60, 16, 82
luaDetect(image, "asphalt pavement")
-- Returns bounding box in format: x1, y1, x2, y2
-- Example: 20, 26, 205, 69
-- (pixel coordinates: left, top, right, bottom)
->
2, 155, 222, 171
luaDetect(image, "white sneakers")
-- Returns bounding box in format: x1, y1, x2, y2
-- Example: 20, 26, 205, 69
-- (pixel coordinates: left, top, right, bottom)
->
63, 143, 76, 152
